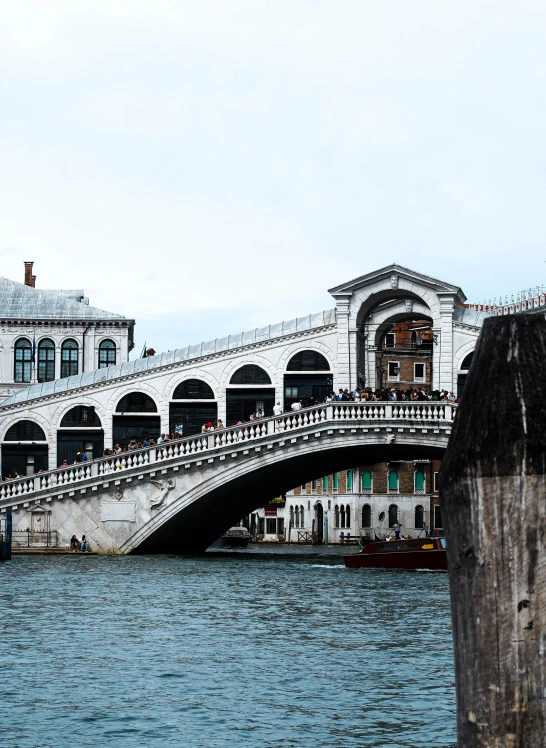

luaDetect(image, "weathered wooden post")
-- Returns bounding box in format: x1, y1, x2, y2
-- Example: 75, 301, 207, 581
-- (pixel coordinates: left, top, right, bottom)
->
440, 313, 546, 747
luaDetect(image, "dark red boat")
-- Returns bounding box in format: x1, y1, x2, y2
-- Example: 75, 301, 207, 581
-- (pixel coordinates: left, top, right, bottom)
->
343, 537, 447, 570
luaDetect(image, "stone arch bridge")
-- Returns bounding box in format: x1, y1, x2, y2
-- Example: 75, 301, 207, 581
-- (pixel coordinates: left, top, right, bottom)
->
0, 403, 455, 553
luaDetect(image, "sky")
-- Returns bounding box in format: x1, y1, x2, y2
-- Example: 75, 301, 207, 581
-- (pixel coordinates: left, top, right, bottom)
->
1, 0, 546, 356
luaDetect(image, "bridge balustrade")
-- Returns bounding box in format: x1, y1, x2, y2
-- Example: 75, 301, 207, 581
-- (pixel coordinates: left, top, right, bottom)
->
0, 402, 455, 502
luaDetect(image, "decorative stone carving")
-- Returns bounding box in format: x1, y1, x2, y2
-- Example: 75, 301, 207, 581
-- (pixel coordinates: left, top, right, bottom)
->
405, 300, 413, 312
390, 274, 399, 290
150, 478, 176, 509
114, 487, 123, 501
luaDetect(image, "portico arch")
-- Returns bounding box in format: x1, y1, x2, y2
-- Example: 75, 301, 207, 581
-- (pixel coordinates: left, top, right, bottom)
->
329, 264, 466, 392
1, 419, 49, 479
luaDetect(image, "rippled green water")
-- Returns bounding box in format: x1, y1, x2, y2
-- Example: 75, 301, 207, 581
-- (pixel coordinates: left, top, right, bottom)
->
0, 551, 456, 747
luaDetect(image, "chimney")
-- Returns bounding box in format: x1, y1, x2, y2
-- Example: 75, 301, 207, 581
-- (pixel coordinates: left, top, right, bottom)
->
24, 261, 34, 287
31, 275, 36, 288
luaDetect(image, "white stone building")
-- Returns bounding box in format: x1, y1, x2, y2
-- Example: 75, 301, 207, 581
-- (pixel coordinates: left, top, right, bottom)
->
251, 462, 438, 544
0, 264, 502, 479
0, 262, 134, 400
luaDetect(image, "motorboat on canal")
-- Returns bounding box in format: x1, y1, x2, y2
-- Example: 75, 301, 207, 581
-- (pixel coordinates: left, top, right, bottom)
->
343, 537, 447, 570
211, 526, 252, 549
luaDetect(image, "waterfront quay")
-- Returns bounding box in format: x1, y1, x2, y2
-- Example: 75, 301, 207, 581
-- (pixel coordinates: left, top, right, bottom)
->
0, 551, 456, 748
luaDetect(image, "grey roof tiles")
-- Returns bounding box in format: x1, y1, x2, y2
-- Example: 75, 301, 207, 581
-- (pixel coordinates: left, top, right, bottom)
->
0, 277, 126, 320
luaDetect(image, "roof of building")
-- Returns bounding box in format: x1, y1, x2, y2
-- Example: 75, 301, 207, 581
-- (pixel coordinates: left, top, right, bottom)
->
0, 277, 126, 320
0, 308, 337, 408
453, 306, 491, 327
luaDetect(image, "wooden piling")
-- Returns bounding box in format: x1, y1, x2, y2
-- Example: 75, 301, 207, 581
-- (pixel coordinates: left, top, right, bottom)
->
440, 313, 546, 747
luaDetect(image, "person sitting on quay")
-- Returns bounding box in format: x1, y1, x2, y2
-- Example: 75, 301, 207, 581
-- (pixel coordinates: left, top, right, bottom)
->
80, 535, 90, 552
70, 535, 80, 552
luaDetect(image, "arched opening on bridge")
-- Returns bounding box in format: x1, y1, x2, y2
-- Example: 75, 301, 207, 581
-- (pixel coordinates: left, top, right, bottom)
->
170, 379, 217, 437
457, 351, 474, 399
57, 406, 104, 465
226, 365, 274, 425
113, 392, 160, 448
284, 350, 332, 409
314, 502, 324, 544
372, 314, 435, 392
1, 420, 48, 479
130, 432, 449, 554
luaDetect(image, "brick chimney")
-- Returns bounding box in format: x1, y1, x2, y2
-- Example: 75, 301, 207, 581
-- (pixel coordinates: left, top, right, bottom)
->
24, 261, 35, 287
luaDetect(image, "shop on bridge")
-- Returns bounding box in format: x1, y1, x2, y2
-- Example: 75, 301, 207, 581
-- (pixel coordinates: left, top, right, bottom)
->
226, 365, 275, 424
1, 420, 48, 479
57, 406, 104, 466
113, 392, 160, 447
284, 350, 332, 408
169, 379, 217, 437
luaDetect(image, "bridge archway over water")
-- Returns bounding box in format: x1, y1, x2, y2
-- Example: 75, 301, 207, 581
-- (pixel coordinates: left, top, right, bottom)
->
1, 403, 454, 555
125, 428, 448, 554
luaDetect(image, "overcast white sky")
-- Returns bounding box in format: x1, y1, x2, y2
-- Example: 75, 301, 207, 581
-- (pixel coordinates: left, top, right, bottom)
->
1, 0, 546, 356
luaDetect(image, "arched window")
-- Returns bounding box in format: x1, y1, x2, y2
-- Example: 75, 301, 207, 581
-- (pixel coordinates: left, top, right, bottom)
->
37, 339, 55, 383
4, 420, 46, 441
411, 330, 417, 348
229, 365, 271, 385
60, 406, 101, 427
415, 505, 424, 529
347, 470, 353, 492
286, 350, 330, 371
98, 339, 116, 369
388, 469, 399, 493
116, 392, 158, 413
300, 505, 305, 527
295, 506, 300, 528
14, 338, 32, 383
289, 506, 294, 527
361, 469, 372, 493
346, 505, 351, 528
340, 505, 346, 528
388, 504, 399, 527
322, 476, 328, 492
333, 472, 339, 492
172, 379, 215, 399
362, 504, 371, 528
61, 339, 78, 378
415, 469, 425, 493
461, 352, 474, 370
334, 505, 340, 528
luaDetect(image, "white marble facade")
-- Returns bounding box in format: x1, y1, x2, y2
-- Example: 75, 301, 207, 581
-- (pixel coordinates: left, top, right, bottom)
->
0, 264, 486, 476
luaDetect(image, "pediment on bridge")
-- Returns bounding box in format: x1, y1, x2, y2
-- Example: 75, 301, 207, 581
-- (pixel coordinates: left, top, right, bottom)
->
328, 264, 466, 303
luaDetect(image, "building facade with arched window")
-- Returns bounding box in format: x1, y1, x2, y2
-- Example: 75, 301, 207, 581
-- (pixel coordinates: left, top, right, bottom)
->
274, 460, 440, 543
0, 262, 134, 398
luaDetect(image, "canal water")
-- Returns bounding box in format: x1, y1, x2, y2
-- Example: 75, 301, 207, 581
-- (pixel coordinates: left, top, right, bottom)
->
0, 549, 456, 748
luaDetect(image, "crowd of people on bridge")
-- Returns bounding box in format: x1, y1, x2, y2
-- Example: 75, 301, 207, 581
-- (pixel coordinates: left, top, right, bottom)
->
324, 387, 458, 403
2, 386, 459, 481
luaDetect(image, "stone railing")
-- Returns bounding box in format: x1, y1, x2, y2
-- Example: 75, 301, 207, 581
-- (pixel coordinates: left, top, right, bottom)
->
0, 402, 455, 501
468, 286, 546, 316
